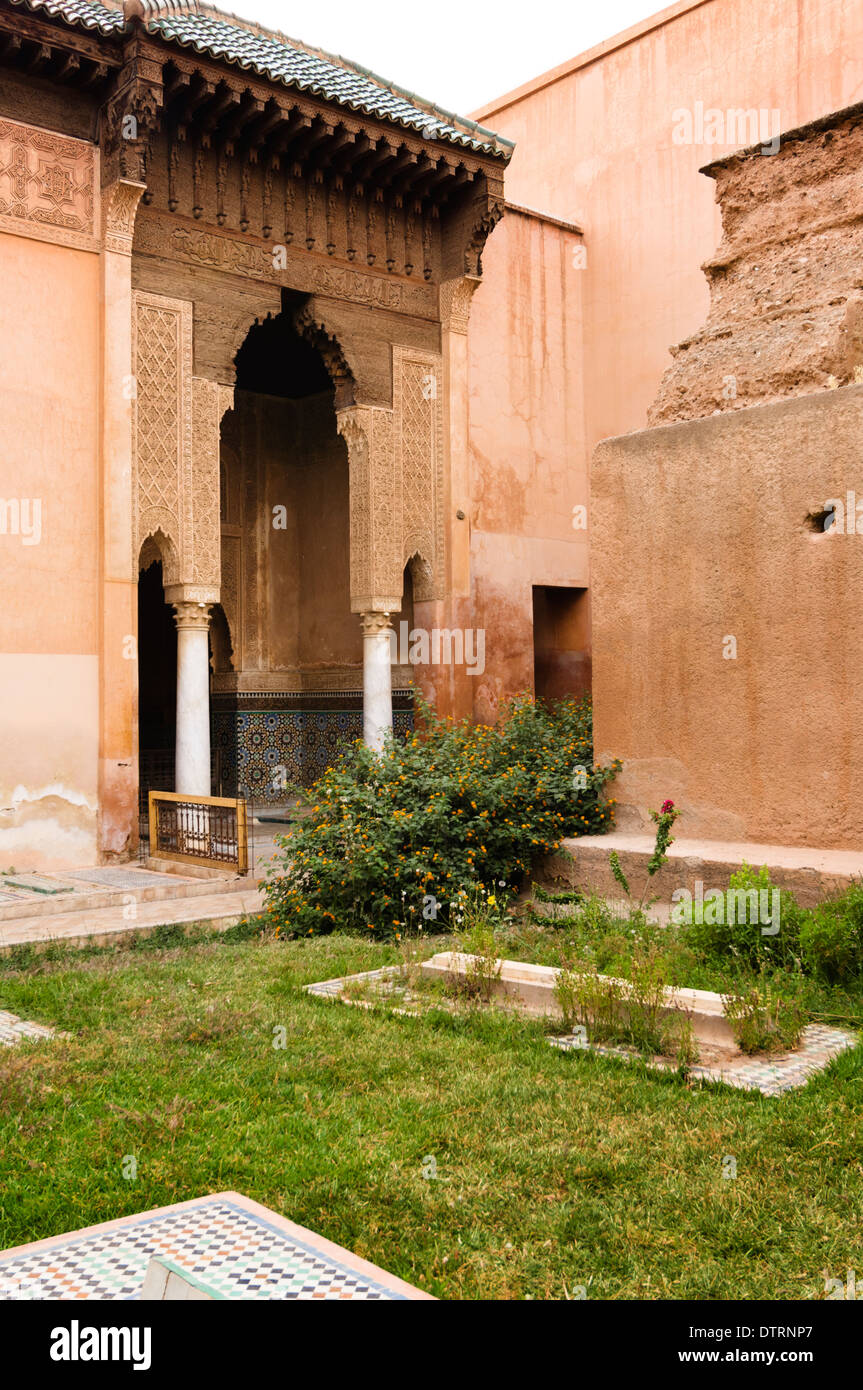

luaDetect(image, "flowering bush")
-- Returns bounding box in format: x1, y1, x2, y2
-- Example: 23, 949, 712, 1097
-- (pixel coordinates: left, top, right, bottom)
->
263, 694, 619, 938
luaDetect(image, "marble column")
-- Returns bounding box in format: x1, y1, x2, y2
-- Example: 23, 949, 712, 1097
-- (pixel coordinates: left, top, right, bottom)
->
173, 601, 212, 795
361, 611, 393, 752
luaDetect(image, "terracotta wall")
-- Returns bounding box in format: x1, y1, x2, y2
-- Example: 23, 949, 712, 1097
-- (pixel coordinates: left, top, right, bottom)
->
592, 385, 863, 848
0, 230, 101, 869
467, 207, 587, 722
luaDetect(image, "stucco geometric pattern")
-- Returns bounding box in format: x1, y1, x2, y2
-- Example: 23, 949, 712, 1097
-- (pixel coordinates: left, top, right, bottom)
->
0, 116, 97, 251
337, 404, 400, 613
133, 291, 227, 595
190, 379, 233, 587
133, 293, 189, 584
337, 346, 444, 612
395, 347, 444, 601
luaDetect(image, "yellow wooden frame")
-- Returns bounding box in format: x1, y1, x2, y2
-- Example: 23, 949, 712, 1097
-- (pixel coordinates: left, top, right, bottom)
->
148, 791, 248, 875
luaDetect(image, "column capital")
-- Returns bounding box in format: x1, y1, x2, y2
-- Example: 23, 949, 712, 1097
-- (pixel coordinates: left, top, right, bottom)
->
172, 600, 212, 632
439, 275, 482, 335
360, 611, 392, 636
102, 178, 146, 256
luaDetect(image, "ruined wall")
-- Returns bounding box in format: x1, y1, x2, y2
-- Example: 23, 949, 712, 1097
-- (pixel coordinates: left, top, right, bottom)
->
467, 207, 587, 721
472, 0, 863, 477
591, 103, 863, 849
0, 120, 102, 870
650, 105, 863, 422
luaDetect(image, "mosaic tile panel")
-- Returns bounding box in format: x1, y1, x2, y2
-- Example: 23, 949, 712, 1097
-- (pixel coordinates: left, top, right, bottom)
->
213, 690, 414, 799
305, 971, 858, 1097
0, 1198, 408, 1301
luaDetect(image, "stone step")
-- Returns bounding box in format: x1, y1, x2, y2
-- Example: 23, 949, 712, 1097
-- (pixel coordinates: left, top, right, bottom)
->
0, 885, 266, 954
537, 834, 863, 909
0, 866, 252, 923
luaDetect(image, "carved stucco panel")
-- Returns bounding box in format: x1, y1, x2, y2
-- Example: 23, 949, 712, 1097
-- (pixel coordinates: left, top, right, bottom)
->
338, 404, 400, 613
133, 292, 227, 597
0, 115, 98, 251
394, 345, 444, 602
132, 291, 190, 584
338, 346, 444, 613
190, 377, 233, 588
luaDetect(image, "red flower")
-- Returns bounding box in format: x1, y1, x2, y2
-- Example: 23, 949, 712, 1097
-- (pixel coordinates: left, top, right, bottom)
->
661, 799, 675, 814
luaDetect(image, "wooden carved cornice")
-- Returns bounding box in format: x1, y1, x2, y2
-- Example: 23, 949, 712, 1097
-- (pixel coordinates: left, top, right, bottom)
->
99, 37, 164, 185
0, 6, 509, 297
0, 3, 120, 90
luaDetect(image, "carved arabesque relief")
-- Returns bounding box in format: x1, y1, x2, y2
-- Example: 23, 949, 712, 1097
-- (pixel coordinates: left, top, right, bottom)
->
337, 344, 444, 613
132, 289, 231, 597
0, 116, 98, 251
395, 346, 444, 602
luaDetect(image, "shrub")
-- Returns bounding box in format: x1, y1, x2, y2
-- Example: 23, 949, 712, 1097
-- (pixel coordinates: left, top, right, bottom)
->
799, 883, 863, 982
681, 863, 803, 968
264, 694, 619, 938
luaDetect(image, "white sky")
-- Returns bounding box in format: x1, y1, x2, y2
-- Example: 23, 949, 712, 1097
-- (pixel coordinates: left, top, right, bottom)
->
213, 0, 673, 117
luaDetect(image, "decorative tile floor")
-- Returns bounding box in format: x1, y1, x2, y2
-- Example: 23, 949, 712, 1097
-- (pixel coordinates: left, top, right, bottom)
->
0, 1193, 430, 1300
0, 1009, 63, 1047
551, 1023, 857, 1095
305, 969, 858, 1096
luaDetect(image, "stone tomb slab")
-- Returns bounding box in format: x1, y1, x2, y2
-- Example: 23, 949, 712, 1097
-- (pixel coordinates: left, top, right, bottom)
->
305, 965, 857, 1097
0, 1192, 433, 1300
0, 1009, 64, 1047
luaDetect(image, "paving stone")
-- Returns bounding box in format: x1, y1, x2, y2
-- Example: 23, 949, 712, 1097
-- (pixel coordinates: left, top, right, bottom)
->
0, 1010, 64, 1047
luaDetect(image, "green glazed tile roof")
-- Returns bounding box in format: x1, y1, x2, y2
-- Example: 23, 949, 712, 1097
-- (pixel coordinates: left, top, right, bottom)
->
8, 0, 512, 158
8, 0, 124, 30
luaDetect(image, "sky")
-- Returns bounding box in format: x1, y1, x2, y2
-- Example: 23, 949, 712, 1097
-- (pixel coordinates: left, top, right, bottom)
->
206, 0, 673, 117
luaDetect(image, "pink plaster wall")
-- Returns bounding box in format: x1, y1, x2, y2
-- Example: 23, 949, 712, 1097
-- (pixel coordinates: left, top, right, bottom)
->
0, 230, 101, 868
468, 208, 587, 721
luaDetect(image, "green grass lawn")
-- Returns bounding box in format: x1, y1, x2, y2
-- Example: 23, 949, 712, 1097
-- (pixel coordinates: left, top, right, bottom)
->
1, 928, 861, 1300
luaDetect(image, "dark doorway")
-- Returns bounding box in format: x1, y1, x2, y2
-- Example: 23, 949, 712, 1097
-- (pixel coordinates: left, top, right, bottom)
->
137, 559, 177, 810
532, 585, 591, 703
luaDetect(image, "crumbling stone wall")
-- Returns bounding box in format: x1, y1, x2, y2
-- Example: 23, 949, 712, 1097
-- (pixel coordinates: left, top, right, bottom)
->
650, 102, 863, 424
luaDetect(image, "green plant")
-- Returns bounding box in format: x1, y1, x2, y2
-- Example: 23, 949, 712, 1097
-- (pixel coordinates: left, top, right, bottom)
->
264, 693, 619, 938
681, 863, 803, 969
663, 1014, 700, 1073
450, 884, 504, 1002
722, 983, 806, 1055
609, 799, 680, 910
799, 884, 863, 982
553, 958, 626, 1043
532, 884, 583, 906
626, 944, 674, 1055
